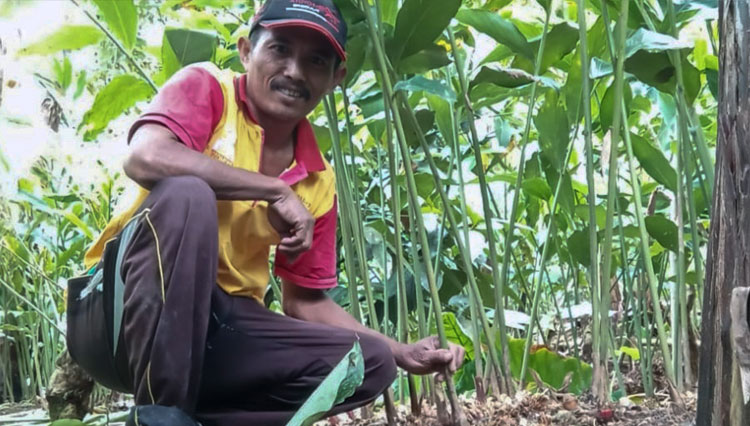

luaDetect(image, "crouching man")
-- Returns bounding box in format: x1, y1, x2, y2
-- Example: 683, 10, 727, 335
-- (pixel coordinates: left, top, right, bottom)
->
68, 0, 464, 425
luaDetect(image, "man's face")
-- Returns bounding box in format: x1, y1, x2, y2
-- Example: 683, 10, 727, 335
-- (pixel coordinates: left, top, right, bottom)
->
239, 26, 346, 123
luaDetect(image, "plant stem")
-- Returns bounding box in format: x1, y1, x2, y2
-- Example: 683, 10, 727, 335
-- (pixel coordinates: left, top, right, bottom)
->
446, 26, 514, 395
69, 0, 158, 92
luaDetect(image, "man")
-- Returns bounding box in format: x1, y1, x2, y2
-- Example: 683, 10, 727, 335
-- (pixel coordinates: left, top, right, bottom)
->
71, 0, 464, 424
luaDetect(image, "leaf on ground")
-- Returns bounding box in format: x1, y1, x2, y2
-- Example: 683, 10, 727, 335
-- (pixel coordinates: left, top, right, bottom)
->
507, 338, 593, 395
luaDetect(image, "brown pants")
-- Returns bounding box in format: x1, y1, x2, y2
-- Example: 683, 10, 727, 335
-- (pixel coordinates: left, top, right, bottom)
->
119, 176, 396, 425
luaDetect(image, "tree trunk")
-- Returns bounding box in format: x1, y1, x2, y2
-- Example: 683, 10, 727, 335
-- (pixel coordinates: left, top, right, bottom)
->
697, 1, 750, 425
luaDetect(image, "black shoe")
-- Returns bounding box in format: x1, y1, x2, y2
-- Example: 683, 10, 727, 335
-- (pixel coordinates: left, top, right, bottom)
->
125, 405, 200, 426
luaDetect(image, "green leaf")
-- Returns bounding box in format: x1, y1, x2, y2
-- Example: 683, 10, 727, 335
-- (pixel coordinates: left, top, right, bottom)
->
534, 94, 569, 171
434, 312, 474, 360
343, 29, 369, 87
471, 66, 533, 88
389, 0, 461, 61
617, 345, 640, 361
397, 44, 452, 74
73, 71, 87, 99
575, 204, 606, 229
394, 75, 456, 103
92, 0, 138, 50
287, 341, 364, 426
630, 133, 677, 191
427, 94, 455, 148
17, 25, 104, 56
645, 215, 679, 252
50, 420, 86, 426
494, 116, 511, 147
456, 9, 532, 59
522, 177, 552, 200
162, 28, 218, 80
624, 28, 690, 58
80, 75, 153, 141
506, 338, 593, 395
567, 228, 591, 267
470, 66, 559, 90
512, 23, 579, 73
52, 56, 73, 92
600, 79, 632, 132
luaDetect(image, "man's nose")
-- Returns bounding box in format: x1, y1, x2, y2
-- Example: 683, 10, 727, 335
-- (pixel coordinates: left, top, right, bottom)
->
284, 56, 305, 82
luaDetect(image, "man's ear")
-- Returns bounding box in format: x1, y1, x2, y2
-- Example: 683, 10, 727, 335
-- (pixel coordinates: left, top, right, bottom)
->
331, 65, 347, 91
238, 36, 252, 71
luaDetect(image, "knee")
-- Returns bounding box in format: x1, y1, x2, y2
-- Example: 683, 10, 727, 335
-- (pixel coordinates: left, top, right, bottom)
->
150, 176, 216, 214
359, 334, 397, 397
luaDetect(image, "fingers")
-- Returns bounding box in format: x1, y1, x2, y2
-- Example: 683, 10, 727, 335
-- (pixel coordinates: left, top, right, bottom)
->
451, 345, 466, 373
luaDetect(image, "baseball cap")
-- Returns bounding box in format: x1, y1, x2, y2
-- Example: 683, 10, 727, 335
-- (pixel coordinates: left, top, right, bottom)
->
251, 0, 348, 61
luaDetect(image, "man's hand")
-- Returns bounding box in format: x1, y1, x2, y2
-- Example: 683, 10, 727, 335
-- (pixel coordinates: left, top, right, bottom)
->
395, 336, 466, 380
268, 187, 314, 263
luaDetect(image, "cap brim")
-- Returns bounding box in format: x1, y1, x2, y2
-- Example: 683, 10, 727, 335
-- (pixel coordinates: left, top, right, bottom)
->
260, 19, 347, 61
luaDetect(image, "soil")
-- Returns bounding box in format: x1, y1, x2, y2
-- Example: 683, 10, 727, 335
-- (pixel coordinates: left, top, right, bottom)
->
327, 391, 696, 426
0, 391, 696, 425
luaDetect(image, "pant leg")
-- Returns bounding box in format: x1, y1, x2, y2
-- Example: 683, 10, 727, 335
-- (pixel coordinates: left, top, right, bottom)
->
120, 176, 219, 415
195, 293, 397, 426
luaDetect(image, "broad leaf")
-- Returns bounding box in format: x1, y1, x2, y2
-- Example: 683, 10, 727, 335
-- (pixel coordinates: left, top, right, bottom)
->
456, 9, 533, 59
506, 338, 593, 395
568, 228, 591, 266
599, 79, 633, 132
389, 0, 461, 61
471, 66, 533, 88
93, 0, 138, 50
18, 25, 104, 56
427, 94, 455, 148
494, 116, 511, 147
394, 75, 456, 103
80, 75, 153, 141
513, 23, 579, 73
534, 95, 569, 172
522, 177, 552, 200
397, 45, 452, 74
470, 66, 559, 90
287, 341, 364, 426
630, 133, 677, 191
162, 28, 218, 80
645, 215, 679, 252
624, 28, 690, 58
433, 312, 474, 360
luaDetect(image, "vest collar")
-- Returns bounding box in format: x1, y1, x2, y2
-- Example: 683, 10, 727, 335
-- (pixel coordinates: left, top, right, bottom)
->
235, 74, 326, 173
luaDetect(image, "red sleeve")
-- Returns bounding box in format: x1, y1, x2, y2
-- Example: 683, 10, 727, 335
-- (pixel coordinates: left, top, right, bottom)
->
127, 66, 224, 152
274, 199, 338, 289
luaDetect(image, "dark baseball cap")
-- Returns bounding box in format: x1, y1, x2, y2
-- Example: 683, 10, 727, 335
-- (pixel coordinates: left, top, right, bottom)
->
251, 0, 347, 61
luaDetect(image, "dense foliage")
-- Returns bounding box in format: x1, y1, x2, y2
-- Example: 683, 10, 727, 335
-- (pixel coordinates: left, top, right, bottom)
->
0, 0, 718, 417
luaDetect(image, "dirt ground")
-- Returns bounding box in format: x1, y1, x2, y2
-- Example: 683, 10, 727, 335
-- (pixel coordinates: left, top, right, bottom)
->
0, 390, 696, 425
327, 390, 696, 426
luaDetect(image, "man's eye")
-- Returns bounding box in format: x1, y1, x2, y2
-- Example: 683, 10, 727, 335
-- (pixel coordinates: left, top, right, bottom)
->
270, 44, 288, 54
311, 56, 327, 66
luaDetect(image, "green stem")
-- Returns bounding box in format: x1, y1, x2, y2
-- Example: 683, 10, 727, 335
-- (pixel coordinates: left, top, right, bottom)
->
324, 98, 362, 322
69, 0, 158, 92
602, 0, 676, 385
359, 2, 463, 413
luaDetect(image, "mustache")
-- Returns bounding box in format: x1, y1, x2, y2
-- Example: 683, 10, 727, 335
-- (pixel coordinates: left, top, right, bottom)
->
270, 79, 311, 100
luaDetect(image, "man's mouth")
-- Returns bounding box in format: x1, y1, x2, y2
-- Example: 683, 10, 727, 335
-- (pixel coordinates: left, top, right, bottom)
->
271, 81, 310, 100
